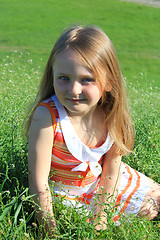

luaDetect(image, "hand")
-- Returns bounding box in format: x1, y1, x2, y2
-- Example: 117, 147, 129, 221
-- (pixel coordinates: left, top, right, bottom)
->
42, 215, 57, 238
94, 212, 108, 231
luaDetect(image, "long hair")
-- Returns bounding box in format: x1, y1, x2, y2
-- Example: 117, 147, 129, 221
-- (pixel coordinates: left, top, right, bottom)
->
26, 25, 134, 154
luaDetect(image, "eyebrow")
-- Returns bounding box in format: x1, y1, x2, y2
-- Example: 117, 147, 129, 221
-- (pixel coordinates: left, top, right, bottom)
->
56, 72, 94, 77
56, 72, 69, 76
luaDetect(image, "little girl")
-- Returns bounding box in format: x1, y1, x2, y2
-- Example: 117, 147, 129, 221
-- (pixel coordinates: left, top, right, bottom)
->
27, 25, 160, 235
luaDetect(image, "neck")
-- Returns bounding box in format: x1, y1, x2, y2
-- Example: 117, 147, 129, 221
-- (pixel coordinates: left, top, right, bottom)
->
67, 105, 98, 125
68, 106, 107, 148
68, 106, 105, 132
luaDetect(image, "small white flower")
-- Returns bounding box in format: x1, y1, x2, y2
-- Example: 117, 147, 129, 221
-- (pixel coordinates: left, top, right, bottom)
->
19, 218, 25, 223
23, 233, 29, 238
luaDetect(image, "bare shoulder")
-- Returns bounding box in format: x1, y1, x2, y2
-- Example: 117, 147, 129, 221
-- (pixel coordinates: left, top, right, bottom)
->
32, 105, 53, 126
106, 143, 122, 159
29, 105, 53, 141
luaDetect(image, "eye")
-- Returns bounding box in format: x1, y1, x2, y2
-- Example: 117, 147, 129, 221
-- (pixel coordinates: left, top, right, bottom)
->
58, 75, 69, 81
82, 78, 95, 83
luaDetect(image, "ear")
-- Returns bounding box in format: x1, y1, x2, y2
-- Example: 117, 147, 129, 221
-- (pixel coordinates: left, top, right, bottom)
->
105, 82, 112, 92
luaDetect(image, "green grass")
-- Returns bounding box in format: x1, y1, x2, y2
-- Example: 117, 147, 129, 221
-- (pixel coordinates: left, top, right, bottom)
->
0, 0, 160, 239
0, 50, 160, 240
0, 0, 160, 88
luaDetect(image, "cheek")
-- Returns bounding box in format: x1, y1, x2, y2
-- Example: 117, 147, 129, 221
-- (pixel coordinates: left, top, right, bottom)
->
97, 85, 103, 97
93, 84, 102, 97
84, 85, 102, 99
54, 81, 66, 93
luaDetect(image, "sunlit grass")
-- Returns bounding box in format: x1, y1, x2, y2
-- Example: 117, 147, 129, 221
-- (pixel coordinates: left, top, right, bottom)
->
0, 52, 160, 239
0, 0, 160, 88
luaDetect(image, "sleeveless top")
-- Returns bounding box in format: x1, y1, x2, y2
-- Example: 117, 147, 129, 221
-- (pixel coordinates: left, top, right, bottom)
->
41, 95, 113, 200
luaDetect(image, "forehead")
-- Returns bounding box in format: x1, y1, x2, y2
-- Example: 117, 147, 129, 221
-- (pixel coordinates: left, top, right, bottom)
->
55, 48, 79, 60
54, 48, 86, 66
53, 48, 93, 75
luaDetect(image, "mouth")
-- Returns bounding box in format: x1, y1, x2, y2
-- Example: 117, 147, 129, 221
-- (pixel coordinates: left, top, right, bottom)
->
67, 98, 85, 103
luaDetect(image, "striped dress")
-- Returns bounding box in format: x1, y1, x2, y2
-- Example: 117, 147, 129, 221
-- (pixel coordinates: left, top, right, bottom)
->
39, 95, 150, 221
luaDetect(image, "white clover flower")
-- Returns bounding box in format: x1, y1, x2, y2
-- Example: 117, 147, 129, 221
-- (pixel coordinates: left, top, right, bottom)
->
61, 209, 67, 214
23, 233, 29, 238
12, 164, 15, 168
19, 218, 25, 223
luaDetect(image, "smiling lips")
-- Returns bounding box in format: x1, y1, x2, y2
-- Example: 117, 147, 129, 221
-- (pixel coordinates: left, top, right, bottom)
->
67, 98, 85, 103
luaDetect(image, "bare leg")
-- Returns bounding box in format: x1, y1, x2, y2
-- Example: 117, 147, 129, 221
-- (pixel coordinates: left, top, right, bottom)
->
138, 178, 160, 220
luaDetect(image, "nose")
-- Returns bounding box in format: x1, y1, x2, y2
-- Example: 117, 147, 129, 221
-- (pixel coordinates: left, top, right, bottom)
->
70, 81, 82, 96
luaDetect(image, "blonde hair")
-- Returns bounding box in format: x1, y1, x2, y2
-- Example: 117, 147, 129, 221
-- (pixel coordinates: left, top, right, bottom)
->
26, 25, 134, 154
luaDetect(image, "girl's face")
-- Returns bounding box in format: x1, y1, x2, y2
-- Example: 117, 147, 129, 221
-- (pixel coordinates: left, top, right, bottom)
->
53, 49, 103, 118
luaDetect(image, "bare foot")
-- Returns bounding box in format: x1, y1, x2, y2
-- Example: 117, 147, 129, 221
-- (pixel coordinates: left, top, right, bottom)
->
138, 178, 160, 220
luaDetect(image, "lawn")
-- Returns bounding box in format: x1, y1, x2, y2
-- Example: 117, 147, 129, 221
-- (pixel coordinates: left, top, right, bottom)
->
0, 0, 160, 239
0, 0, 160, 88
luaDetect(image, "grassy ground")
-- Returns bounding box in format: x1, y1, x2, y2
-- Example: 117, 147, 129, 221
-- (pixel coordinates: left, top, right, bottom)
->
0, 0, 160, 239
0, 51, 160, 239
0, 0, 160, 88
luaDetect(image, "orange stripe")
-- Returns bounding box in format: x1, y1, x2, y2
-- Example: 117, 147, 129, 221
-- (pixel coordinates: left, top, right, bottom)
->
51, 161, 80, 170
53, 146, 72, 155
50, 171, 97, 186
51, 157, 79, 165
115, 164, 133, 207
52, 169, 95, 180
113, 168, 141, 222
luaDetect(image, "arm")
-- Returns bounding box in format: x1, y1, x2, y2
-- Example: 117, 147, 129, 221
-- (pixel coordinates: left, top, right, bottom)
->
28, 106, 56, 236
99, 144, 121, 200
95, 144, 121, 230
